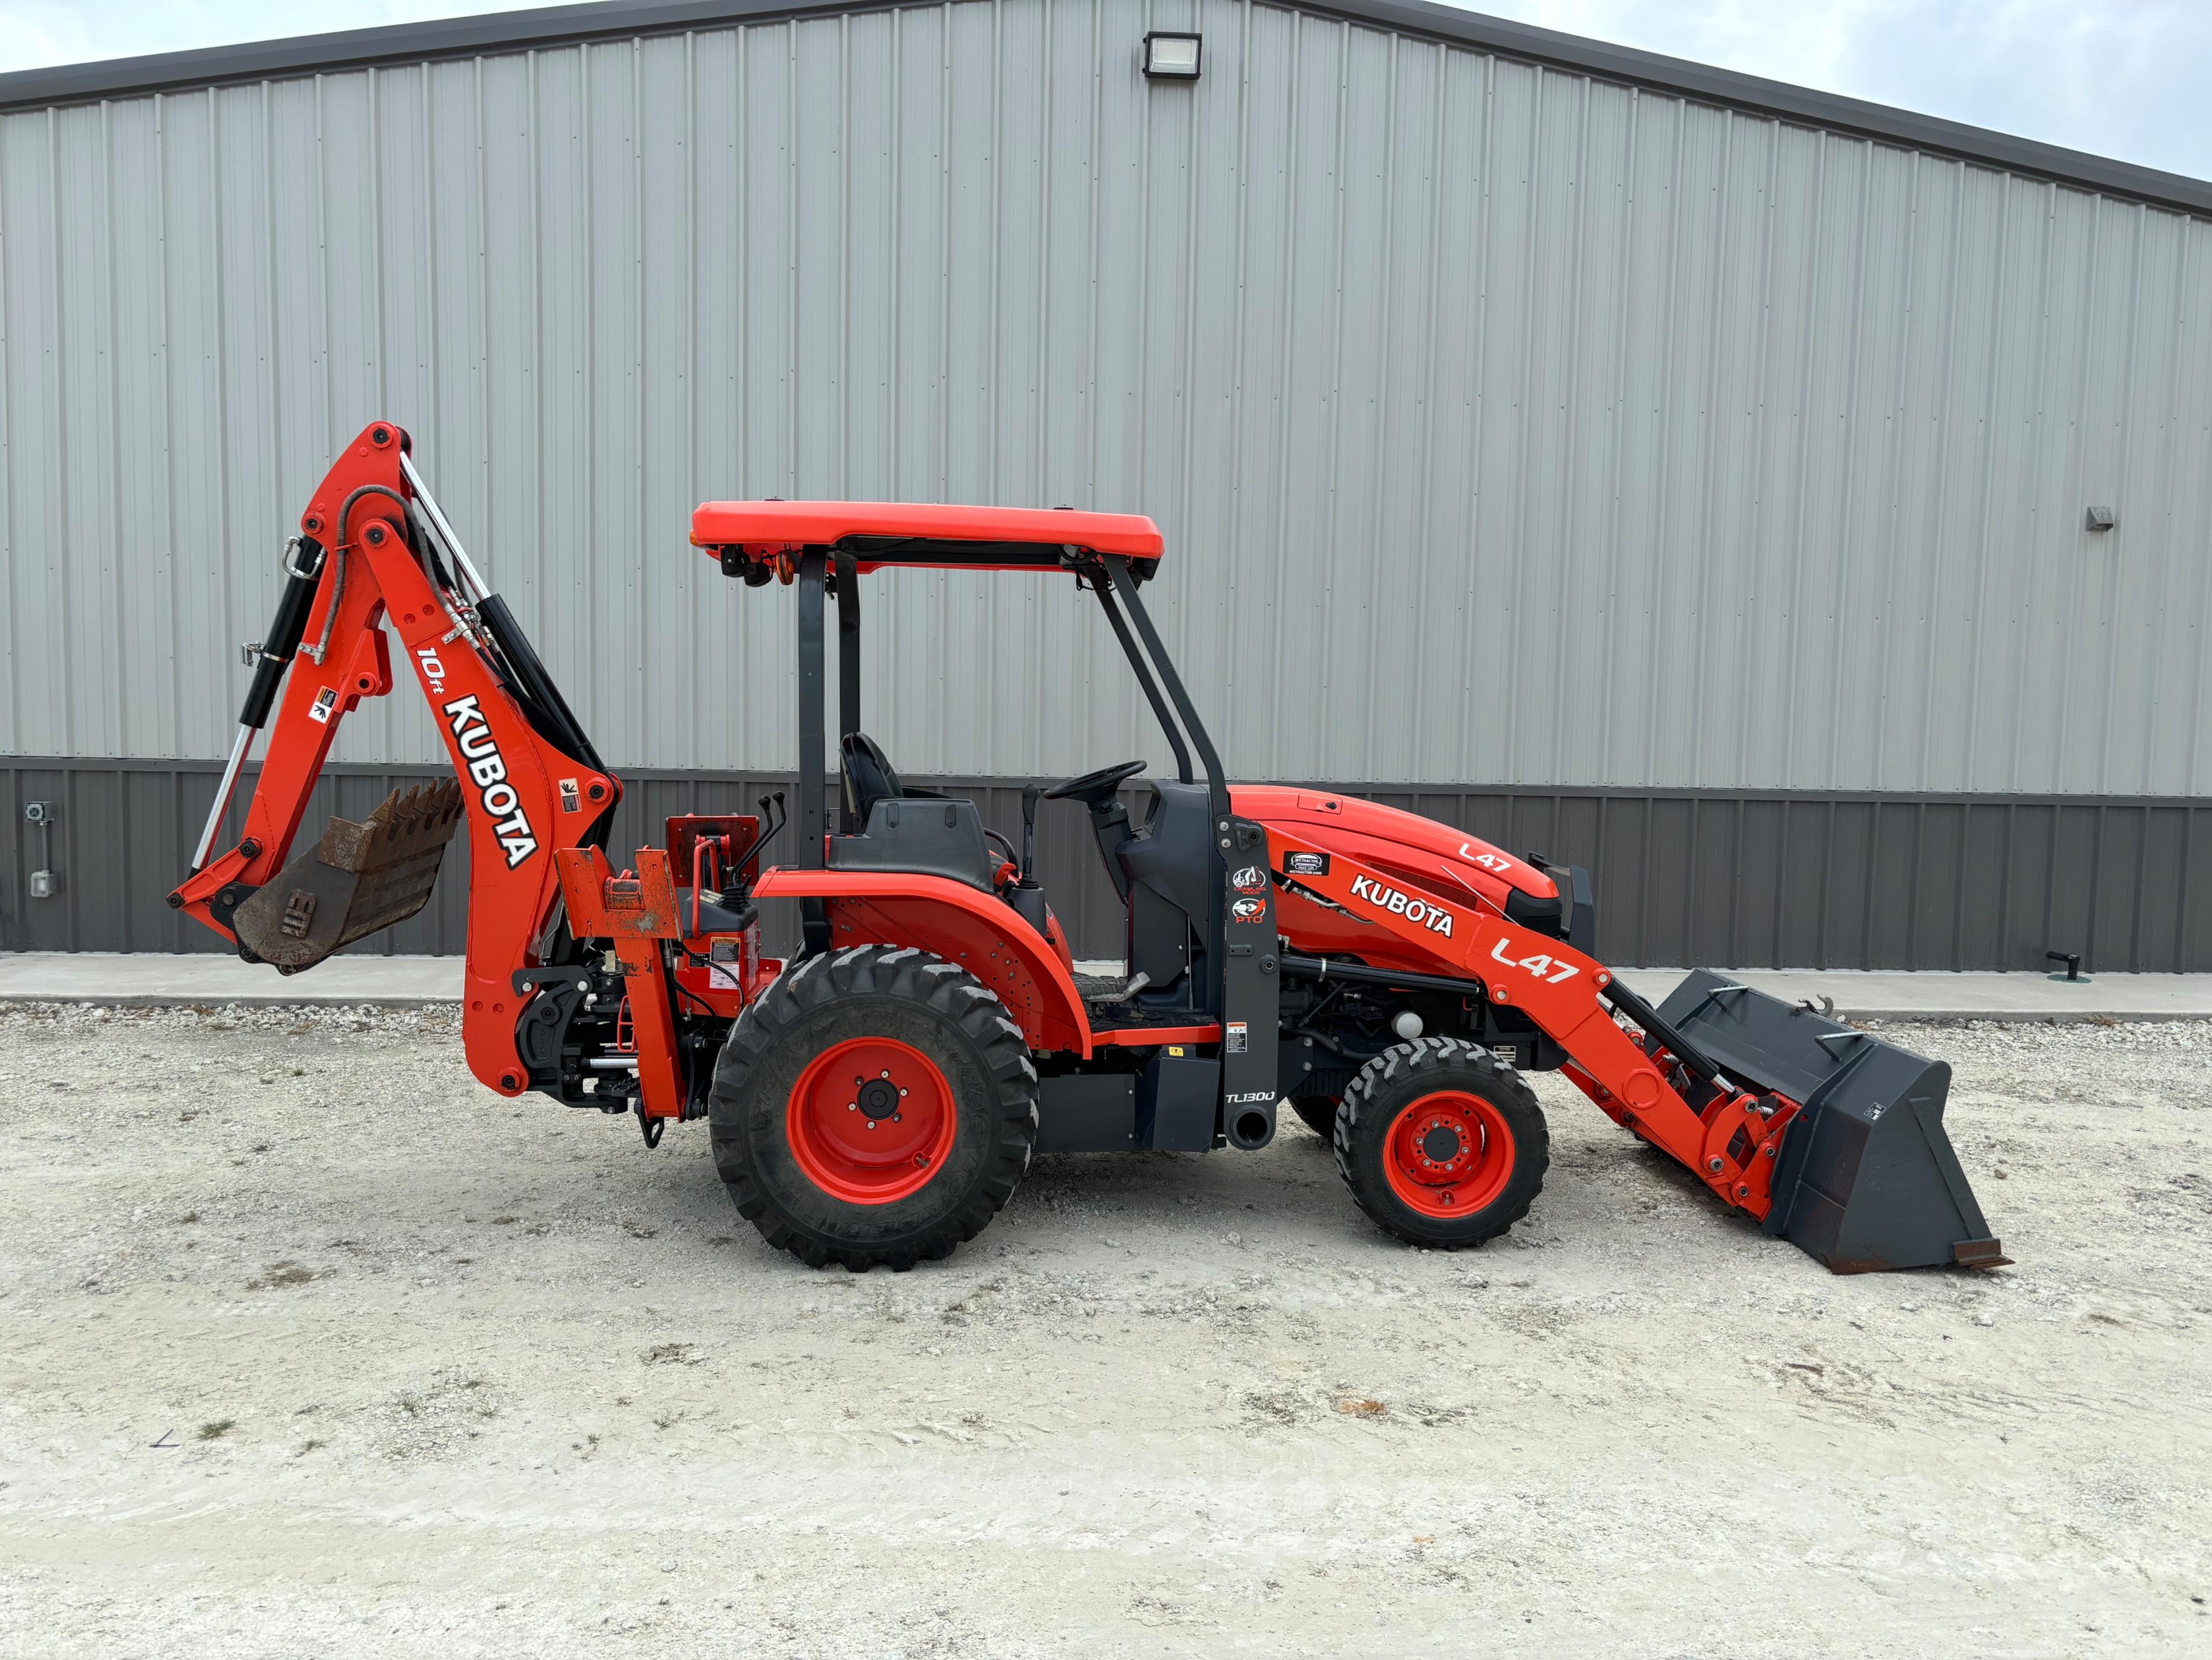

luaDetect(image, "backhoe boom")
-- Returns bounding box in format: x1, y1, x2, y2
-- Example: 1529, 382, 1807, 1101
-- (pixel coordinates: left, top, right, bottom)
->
169, 422, 620, 1100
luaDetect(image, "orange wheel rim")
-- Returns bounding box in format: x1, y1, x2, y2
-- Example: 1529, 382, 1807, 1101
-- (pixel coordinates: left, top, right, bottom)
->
1382, 1091, 1514, 1218
786, 1037, 956, 1205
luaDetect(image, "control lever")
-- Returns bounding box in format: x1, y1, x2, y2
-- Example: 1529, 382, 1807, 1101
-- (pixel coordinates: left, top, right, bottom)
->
1020, 782, 1043, 880
1006, 782, 1053, 940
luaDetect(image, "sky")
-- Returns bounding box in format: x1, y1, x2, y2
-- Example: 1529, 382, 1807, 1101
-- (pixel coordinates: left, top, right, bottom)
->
0, 0, 2205, 182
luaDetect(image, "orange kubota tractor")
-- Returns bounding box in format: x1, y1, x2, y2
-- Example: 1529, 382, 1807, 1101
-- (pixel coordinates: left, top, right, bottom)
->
173, 423, 2005, 1275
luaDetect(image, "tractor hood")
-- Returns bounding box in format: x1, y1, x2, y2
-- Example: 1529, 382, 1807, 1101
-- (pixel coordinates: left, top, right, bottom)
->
1229, 787, 1590, 950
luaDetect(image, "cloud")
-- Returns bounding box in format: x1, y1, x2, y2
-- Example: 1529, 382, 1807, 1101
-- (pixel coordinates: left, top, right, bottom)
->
1475, 1, 2210, 177
0, 1, 505, 70
1, 0, 2203, 180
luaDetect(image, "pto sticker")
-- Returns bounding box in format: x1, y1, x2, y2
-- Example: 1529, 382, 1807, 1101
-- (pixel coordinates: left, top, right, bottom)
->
1285, 850, 1330, 877
1231, 896, 1268, 924
1348, 874, 1455, 937
307, 686, 339, 724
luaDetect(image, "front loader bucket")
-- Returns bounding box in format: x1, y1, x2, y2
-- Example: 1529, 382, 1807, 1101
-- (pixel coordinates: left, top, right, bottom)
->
1656, 971, 2007, 1273
232, 782, 465, 972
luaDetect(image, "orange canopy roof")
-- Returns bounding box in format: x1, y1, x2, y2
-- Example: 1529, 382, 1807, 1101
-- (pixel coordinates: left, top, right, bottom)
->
689, 500, 1164, 574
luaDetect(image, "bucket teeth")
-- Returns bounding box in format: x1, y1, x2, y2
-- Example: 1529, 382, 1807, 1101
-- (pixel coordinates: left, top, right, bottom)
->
230, 781, 468, 971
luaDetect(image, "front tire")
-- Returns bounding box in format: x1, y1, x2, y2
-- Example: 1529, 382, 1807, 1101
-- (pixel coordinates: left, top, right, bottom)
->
1335, 1039, 1548, 1249
709, 945, 1038, 1270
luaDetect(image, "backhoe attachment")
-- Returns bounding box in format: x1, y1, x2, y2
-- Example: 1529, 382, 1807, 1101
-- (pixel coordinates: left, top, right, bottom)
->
231, 781, 465, 973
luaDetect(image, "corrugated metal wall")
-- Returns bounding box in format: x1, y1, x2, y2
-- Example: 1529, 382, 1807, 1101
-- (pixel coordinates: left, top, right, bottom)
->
7, 758, 2209, 971
3, 0, 2210, 795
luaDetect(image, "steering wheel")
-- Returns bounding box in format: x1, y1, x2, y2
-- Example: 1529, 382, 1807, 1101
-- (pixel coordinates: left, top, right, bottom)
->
1043, 759, 1149, 805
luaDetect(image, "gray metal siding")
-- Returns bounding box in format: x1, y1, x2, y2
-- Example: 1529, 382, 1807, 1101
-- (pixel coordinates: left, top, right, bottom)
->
5, 758, 2209, 972
3, 0, 2209, 795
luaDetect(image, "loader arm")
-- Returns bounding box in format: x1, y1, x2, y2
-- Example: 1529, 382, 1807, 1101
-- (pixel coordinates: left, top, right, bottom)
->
169, 422, 622, 1101
1265, 828, 1786, 1219
1266, 827, 2006, 1269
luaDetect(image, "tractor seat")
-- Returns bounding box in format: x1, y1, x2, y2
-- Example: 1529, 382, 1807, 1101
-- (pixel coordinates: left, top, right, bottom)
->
840, 731, 950, 823
831, 732, 995, 891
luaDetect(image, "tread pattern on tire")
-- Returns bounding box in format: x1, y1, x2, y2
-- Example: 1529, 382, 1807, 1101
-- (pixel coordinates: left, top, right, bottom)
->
709, 943, 1038, 1271
1333, 1036, 1549, 1249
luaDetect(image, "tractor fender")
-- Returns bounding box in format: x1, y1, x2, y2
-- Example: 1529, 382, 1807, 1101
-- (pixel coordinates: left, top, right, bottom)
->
751, 868, 1092, 1057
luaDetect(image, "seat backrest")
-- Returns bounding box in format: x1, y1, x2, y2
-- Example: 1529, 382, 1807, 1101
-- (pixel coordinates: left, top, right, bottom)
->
840, 731, 904, 823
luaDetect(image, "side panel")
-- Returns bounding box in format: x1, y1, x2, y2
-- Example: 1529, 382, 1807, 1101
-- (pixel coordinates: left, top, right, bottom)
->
1035, 1073, 1137, 1154
1217, 819, 1281, 1127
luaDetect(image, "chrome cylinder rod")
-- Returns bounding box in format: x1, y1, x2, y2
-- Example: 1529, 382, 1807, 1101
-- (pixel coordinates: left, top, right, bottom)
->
399, 451, 490, 600
190, 724, 256, 871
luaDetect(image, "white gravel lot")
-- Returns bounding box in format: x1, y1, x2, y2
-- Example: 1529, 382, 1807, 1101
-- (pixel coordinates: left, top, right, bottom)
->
0, 1001, 2207, 1658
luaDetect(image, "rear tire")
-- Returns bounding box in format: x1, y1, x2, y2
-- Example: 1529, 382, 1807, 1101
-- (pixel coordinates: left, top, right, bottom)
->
1335, 1039, 1548, 1249
709, 944, 1037, 1270
1289, 1096, 1339, 1139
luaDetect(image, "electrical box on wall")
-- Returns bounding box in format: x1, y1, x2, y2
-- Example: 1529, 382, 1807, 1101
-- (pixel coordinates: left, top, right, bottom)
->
24, 800, 57, 899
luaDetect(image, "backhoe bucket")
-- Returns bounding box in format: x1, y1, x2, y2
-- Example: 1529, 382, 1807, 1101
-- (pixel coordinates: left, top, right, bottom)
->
232, 782, 465, 972
1656, 971, 2007, 1273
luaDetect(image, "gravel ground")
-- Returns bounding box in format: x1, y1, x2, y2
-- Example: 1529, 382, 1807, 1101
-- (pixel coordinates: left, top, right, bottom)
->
1, 1001, 2207, 1658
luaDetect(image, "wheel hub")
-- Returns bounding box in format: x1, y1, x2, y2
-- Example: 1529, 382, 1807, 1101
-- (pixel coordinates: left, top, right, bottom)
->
856, 1077, 902, 1121
1420, 1123, 1463, 1164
